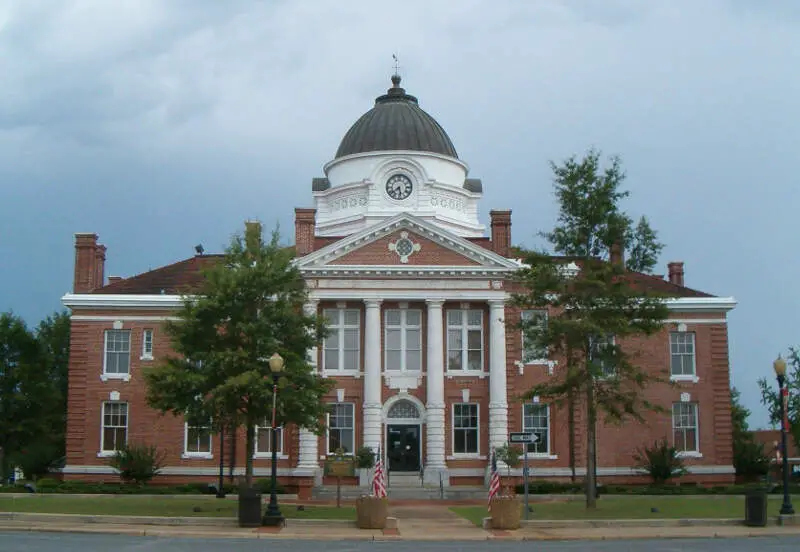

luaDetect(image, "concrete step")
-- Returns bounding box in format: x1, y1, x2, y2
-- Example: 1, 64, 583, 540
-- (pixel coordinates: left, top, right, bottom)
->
311, 485, 487, 501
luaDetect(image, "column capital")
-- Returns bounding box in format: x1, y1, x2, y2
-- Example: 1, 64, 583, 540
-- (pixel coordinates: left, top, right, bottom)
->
487, 299, 506, 309
364, 299, 383, 308
425, 299, 445, 308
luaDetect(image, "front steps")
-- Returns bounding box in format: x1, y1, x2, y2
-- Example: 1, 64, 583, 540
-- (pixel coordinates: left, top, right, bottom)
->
311, 471, 486, 501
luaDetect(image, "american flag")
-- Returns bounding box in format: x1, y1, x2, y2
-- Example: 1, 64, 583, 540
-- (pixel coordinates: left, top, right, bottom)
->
488, 448, 501, 511
372, 446, 387, 498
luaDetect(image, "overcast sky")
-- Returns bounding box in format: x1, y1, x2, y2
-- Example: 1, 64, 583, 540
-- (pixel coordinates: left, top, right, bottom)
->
1, 0, 797, 428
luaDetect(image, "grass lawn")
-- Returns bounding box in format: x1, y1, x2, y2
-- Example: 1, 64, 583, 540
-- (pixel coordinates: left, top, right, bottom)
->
0, 495, 355, 520
451, 495, 800, 527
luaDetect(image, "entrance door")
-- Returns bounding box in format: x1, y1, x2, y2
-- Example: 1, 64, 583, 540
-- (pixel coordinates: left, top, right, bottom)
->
386, 424, 421, 472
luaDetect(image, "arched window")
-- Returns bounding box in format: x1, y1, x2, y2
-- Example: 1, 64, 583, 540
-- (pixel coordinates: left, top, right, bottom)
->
387, 400, 420, 420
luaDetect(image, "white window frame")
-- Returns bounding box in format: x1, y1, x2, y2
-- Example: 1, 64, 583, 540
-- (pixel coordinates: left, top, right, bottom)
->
183, 420, 213, 459
141, 329, 154, 361
326, 402, 355, 455
451, 403, 480, 457
384, 308, 422, 372
590, 334, 616, 379
322, 308, 360, 374
254, 420, 286, 459
446, 308, 484, 374
670, 331, 697, 382
672, 402, 700, 456
99, 401, 128, 457
102, 329, 131, 382
522, 403, 552, 456
521, 309, 549, 364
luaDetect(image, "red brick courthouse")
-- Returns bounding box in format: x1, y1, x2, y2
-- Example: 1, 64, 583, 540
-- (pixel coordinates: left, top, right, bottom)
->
61, 76, 738, 496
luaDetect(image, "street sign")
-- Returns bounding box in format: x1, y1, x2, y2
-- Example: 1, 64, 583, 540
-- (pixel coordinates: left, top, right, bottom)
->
509, 432, 539, 444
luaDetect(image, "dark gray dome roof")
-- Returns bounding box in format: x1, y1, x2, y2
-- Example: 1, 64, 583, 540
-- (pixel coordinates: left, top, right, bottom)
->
335, 75, 458, 159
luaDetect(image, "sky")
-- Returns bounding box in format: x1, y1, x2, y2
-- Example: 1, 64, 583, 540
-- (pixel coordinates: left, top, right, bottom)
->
1, 0, 797, 429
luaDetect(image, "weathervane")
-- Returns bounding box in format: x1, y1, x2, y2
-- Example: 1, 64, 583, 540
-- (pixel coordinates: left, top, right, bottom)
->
392, 53, 401, 77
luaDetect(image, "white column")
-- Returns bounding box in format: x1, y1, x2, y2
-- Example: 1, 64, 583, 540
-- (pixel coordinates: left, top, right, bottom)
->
488, 299, 509, 454
425, 299, 447, 484
298, 299, 320, 473
363, 299, 383, 455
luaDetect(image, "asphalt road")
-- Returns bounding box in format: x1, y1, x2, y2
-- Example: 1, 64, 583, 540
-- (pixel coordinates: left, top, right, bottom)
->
3, 533, 800, 551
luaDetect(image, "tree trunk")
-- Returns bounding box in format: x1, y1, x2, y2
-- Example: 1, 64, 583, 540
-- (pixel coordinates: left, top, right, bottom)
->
585, 376, 598, 509
568, 388, 576, 483
228, 422, 236, 483
244, 421, 255, 488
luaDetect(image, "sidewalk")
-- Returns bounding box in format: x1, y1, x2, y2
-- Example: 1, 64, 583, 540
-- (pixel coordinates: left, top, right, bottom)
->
2, 509, 800, 542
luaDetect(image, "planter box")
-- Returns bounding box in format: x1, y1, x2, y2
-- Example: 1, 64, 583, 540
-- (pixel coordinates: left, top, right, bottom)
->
355, 495, 389, 529
490, 496, 521, 530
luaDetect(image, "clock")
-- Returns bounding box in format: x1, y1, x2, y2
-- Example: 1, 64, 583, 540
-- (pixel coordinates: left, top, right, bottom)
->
386, 174, 413, 200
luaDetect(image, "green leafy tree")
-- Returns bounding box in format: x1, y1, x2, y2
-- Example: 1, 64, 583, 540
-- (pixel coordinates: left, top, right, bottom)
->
144, 222, 333, 488
758, 348, 800, 455
731, 387, 770, 479
512, 149, 670, 508
0, 311, 69, 481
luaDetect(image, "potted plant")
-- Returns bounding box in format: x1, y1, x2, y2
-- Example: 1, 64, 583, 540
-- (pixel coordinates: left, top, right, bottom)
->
489, 445, 522, 530
355, 446, 376, 487
355, 448, 388, 530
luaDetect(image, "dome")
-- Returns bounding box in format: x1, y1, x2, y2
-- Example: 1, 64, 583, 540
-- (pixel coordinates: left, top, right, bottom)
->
335, 75, 458, 159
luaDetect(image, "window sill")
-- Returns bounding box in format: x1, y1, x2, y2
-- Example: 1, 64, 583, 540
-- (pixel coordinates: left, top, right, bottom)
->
447, 454, 486, 461
677, 451, 703, 458
670, 375, 699, 383
140, 355, 154, 362
254, 454, 289, 460
101, 373, 131, 382
525, 454, 558, 460
319, 454, 353, 460
322, 370, 361, 379
446, 371, 488, 379
97, 451, 117, 458
182, 453, 213, 460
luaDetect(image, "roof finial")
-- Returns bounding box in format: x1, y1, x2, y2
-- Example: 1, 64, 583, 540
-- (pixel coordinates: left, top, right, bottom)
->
391, 53, 401, 87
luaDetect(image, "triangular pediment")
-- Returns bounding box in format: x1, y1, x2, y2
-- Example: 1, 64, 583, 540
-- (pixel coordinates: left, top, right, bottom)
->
294, 213, 521, 273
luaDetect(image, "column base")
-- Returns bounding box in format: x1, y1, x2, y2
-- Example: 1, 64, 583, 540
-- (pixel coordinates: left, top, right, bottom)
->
423, 467, 450, 487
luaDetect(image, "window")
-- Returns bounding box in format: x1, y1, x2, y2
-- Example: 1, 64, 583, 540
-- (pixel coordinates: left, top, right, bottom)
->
672, 402, 699, 453
328, 403, 355, 454
385, 309, 422, 371
521, 310, 548, 362
104, 330, 131, 376
141, 329, 154, 360
590, 334, 616, 378
670, 332, 696, 378
323, 309, 360, 372
447, 309, 483, 372
101, 402, 128, 452
522, 404, 550, 454
184, 421, 212, 456
255, 419, 284, 456
452, 403, 479, 455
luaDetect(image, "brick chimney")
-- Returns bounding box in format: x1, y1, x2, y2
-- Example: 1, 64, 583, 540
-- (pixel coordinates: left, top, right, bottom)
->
73, 233, 99, 293
610, 241, 625, 267
489, 210, 512, 257
94, 244, 106, 289
668, 261, 685, 287
294, 208, 317, 257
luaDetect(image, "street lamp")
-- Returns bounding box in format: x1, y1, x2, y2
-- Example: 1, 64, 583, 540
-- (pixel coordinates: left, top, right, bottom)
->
773, 355, 795, 516
262, 352, 285, 526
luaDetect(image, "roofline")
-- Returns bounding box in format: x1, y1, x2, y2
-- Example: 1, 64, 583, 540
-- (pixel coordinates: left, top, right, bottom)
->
61, 292, 737, 313
323, 150, 470, 176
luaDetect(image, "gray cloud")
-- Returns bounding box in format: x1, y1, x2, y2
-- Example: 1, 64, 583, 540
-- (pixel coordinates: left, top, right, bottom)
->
1, 0, 797, 427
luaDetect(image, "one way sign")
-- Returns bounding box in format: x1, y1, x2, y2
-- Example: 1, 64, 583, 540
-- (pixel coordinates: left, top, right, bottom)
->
509, 432, 539, 444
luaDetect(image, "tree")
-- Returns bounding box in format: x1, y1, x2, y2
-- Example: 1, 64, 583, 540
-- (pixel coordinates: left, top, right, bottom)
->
144, 222, 333, 488
758, 348, 800, 456
731, 387, 770, 480
512, 149, 670, 508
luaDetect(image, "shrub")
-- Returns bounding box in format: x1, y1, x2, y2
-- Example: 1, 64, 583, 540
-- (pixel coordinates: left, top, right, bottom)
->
496, 444, 523, 477
734, 440, 770, 480
254, 478, 286, 495
108, 443, 166, 485
35, 477, 60, 490
354, 446, 375, 469
633, 439, 688, 485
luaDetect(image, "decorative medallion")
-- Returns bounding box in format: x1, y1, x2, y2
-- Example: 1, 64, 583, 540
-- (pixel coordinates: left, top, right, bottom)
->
388, 231, 421, 263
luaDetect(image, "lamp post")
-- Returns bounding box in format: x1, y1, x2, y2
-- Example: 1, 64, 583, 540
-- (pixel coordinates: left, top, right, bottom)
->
774, 355, 795, 516
262, 352, 285, 526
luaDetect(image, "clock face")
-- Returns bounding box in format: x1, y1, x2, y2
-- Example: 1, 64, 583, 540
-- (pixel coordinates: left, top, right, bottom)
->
386, 174, 413, 200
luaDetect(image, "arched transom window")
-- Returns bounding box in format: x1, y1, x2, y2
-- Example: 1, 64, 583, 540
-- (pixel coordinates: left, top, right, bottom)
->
387, 400, 420, 420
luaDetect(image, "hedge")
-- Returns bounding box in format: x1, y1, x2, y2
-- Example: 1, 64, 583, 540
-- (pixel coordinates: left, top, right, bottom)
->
0, 478, 286, 495
513, 481, 800, 496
